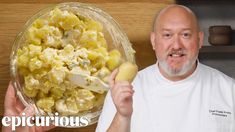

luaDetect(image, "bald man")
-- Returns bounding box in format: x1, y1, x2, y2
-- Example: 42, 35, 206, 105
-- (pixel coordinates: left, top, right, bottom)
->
96, 5, 235, 132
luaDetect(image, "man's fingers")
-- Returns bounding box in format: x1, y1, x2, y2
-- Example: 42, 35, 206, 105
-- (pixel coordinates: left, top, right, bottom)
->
113, 86, 134, 95
113, 81, 133, 90
111, 82, 133, 95
39, 124, 56, 131
109, 69, 119, 88
15, 97, 25, 113
116, 87, 134, 97
21, 105, 35, 117
116, 92, 133, 105
113, 86, 134, 102
5, 82, 25, 114
4, 82, 16, 109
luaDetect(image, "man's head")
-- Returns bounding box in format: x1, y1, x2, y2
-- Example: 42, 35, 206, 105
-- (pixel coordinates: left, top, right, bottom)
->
150, 4, 204, 80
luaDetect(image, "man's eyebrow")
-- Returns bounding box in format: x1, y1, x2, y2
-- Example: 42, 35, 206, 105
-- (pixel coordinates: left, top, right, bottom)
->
160, 28, 192, 32
181, 28, 192, 31
161, 29, 171, 31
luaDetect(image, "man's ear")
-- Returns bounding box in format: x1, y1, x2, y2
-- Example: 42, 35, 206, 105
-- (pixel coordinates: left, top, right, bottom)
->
198, 31, 204, 49
150, 32, 156, 50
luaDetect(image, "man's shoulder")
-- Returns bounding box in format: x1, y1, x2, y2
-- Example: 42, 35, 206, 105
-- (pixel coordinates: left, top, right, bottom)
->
199, 62, 235, 83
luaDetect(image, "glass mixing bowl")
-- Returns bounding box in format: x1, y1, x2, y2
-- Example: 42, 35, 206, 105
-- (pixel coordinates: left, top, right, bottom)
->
10, 2, 135, 128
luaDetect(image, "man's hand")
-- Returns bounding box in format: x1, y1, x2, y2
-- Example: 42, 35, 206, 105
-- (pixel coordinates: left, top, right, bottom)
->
109, 69, 135, 118
2, 82, 55, 132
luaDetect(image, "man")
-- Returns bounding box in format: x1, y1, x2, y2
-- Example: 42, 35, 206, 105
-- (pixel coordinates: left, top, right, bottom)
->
96, 4, 235, 132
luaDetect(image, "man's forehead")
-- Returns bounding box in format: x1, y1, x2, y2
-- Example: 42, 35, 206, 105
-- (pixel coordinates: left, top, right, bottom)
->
153, 5, 199, 31
157, 19, 195, 31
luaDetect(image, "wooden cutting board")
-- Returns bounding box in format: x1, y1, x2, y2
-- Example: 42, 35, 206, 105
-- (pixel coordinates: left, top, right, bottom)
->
0, 0, 174, 131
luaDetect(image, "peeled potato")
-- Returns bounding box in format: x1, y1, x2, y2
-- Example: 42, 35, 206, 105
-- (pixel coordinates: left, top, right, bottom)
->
106, 56, 121, 70
60, 13, 80, 30
36, 97, 54, 112
115, 62, 138, 83
23, 87, 38, 98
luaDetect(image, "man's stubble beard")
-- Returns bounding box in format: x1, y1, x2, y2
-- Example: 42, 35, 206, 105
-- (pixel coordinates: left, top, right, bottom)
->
158, 55, 198, 77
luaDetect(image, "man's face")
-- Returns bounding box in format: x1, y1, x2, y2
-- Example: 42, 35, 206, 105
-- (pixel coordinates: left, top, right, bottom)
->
151, 8, 203, 77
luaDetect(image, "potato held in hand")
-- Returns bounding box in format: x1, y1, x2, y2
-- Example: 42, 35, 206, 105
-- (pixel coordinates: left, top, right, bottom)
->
115, 62, 138, 83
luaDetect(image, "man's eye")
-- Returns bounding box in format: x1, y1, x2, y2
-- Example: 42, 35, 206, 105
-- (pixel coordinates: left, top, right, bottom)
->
182, 33, 191, 38
163, 33, 172, 38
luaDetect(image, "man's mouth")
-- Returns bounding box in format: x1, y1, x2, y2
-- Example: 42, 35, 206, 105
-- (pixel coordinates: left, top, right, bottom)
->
169, 53, 186, 58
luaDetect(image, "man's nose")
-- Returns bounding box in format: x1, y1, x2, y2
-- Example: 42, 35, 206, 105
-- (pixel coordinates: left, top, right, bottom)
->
172, 35, 183, 50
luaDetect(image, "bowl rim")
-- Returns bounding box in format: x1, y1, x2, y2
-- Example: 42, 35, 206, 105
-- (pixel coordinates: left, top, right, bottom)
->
10, 2, 135, 128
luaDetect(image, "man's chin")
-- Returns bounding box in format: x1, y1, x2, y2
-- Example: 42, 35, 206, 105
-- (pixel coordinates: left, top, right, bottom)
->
167, 60, 185, 68
167, 68, 185, 76
159, 60, 195, 77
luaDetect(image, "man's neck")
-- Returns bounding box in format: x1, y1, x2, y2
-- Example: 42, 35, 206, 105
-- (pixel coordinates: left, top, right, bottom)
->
158, 61, 197, 82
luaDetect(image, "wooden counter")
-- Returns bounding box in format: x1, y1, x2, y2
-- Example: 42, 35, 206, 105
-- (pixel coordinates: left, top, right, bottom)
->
0, 0, 174, 131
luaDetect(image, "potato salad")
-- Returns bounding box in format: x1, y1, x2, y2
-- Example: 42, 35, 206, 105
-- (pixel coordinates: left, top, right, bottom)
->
17, 8, 122, 115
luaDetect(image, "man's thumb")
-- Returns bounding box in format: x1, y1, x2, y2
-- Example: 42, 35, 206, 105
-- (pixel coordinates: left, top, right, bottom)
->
21, 105, 35, 117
